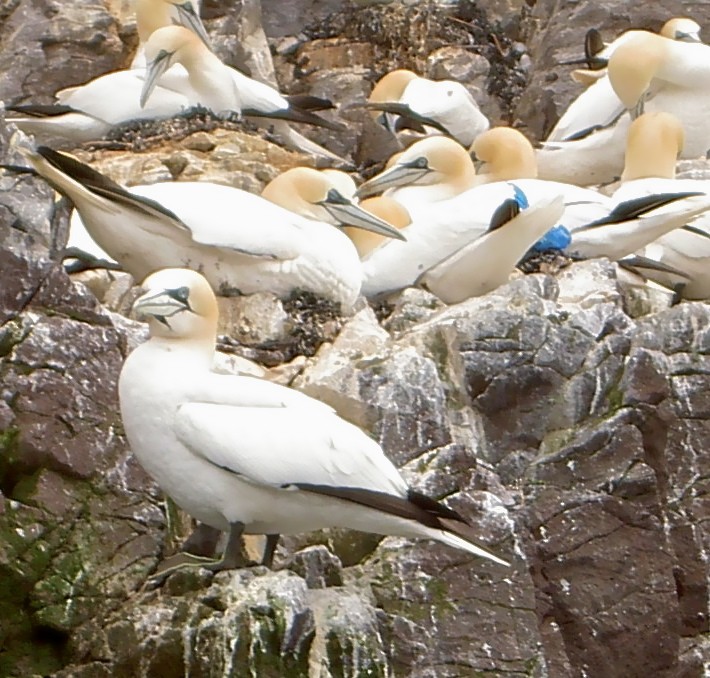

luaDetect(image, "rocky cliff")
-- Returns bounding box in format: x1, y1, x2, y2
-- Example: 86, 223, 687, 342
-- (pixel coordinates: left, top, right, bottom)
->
1, 1, 710, 676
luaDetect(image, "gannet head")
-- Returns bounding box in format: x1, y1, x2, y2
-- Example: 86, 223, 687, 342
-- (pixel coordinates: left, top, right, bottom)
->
660, 17, 701, 43
133, 268, 218, 341
261, 167, 406, 240
141, 25, 206, 107
607, 32, 668, 112
471, 127, 538, 181
136, 0, 211, 48
343, 196, 412, 257
356, 137, 474, 199
368, 69, 418, 126
622, 111, 684, 181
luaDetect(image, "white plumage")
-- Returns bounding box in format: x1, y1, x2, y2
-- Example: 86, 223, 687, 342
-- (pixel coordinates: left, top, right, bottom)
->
119, 268, 509, 570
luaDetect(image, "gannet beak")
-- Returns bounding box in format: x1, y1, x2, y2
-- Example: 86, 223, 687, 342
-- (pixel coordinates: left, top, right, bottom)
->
133, 286, 192, 324
677, 31, 701, 42
141, 49, 174, 108
356, 159, 430, 199
320, 189, 407, 241
174, 1, 212, 50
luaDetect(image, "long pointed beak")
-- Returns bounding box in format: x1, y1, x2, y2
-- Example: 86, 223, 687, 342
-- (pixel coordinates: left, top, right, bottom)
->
175, 2, 212, 50
321, 191, 406, 241
140, 50, 174, 108
356, 163, 430, 199
677, 31, 702, 43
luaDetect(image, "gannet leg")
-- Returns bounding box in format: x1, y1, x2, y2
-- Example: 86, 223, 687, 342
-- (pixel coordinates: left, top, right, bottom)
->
203, 521, 252, 572
180, 522, 222, 558
261, 534, 280, 568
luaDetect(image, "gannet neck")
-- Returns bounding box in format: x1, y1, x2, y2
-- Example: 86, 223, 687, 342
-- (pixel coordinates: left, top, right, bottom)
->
622, 111, 684, 181
608, 32, 671, 109
369, 69, 419, 103
660, 17, 701, 43
344, 196, 411, 257
472, 127, 538, 181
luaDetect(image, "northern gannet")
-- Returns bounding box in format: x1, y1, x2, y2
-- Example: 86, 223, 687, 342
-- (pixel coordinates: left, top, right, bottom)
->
548, 18, 703, 143
366, 69, 489, 147
133, 0, 211, 68
119, 267, 510, 571
19, 143, 401, 310
343, 196, 412, 258
611, 112, 710, 299
140, 26, 348, 164
357, 182, 566, 300
357, 132, 612, 228
538, 20, 709, 185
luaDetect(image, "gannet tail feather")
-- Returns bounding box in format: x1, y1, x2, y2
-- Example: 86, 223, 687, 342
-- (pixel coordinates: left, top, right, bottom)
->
296, 483, 509, 566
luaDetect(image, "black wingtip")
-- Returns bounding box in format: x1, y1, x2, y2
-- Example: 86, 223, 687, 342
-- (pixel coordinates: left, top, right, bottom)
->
488, 198, 520, 232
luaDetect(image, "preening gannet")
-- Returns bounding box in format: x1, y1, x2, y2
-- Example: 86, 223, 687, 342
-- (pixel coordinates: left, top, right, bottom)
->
366, 69, 489, 147
357, 182, 566, 300
119, 267, 510, 572
133, 0, 211, 68
18, 143, 397, 310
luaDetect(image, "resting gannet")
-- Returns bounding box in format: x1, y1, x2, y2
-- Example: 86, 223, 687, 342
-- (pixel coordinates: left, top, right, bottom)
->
119, 267, 510, 572
612, 112, 710, 299
357, 132, 612, 228
366, 69, 489, 147
19, 143, 401, 310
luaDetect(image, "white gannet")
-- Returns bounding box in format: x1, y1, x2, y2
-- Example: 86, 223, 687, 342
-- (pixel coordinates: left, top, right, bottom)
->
566, 114, 710, 261
538, 22, 710, 185
356, 182, 567, 300
611, 112, 710, 299
547, 18, 703, 143
140, 26, 348, 164
19, 143, 401, 311
357, 130, 612, 228
365, 69, 489, 148
119, 267, 510, 571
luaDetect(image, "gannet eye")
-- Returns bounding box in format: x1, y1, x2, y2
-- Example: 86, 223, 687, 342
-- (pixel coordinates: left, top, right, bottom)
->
167, 286, 190, 304
409, 157, 429, 170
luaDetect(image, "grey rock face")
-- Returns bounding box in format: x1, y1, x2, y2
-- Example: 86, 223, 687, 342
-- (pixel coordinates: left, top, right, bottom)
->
2, 1, 710, 676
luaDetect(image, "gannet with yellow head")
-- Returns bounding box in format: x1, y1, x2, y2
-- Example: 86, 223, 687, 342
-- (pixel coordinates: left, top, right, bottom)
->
19, 142, 404, 311
119, 267, 510, 573
611, 112, 710, 299
358, 130, 612, 227
366, 69, 489, 147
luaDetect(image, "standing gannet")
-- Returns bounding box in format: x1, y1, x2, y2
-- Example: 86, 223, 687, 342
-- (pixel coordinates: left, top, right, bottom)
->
611, 112, 710, 299
18, 143, 402, 311
366, 69, 489, 147
141, 26, 343, 130
119, 267, 510, 572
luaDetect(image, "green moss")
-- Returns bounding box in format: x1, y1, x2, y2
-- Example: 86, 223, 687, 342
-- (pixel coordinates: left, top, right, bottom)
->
0, 427, 21, 488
